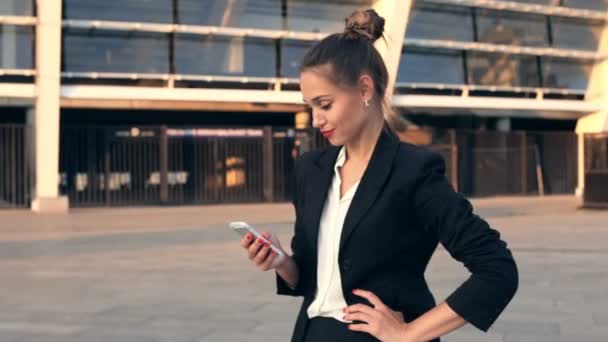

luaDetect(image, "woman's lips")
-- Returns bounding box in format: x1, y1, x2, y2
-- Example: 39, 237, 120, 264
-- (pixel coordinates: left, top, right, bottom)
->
321, 129, 335, 138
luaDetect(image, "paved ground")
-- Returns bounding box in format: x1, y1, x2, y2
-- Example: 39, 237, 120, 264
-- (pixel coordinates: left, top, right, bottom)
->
0, 195, 607, 341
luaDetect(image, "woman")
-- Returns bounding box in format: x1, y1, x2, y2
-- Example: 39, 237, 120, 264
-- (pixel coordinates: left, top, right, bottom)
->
240, 9, 518, 342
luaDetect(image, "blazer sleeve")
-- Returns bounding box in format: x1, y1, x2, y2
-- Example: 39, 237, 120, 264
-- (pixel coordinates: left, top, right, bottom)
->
275, 157, 306, 297
412, 151, 518, 332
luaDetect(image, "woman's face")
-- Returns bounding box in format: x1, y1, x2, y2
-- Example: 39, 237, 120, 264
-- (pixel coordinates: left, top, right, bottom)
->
300, 68, 374, 146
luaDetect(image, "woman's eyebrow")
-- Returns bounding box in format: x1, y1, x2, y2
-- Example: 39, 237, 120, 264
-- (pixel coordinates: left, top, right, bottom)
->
303, 95, 332, 103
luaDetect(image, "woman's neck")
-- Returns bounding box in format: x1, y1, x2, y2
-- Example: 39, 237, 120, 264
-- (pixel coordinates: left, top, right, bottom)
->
344, 116, 384, 165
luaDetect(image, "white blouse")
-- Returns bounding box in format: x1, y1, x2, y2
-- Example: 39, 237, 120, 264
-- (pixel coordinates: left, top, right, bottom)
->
307, 146, 360, 322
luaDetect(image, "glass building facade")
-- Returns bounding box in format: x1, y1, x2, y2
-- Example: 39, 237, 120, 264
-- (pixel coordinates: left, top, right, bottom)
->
1, 0, 606, 209
398, 1, 603, 91
0, 1, 35, 70
0, 0, 606, 97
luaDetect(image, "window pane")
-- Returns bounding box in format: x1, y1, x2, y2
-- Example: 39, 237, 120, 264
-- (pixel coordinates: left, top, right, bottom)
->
63, 29, 170, 73
179, 0, 282, 29
175, 35, 275, 77
281, 40, 313, 78
398, 49, 464, 84
477, 10, 548, 46
542, 57, 593, 90
468, 52, 539, 87
563, 0, 608, 11
0, 26, 34, 69
406, 4, 473, 41
0, 0, 34, 16
496, 0, 559, 5
287, 0, 372, 32
64, 0, 173, 23
552, 17, 603, 51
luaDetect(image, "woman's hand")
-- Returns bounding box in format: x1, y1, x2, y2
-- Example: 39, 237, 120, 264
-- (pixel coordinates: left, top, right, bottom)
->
240, 231, 286, 271
344, 289, 413, 342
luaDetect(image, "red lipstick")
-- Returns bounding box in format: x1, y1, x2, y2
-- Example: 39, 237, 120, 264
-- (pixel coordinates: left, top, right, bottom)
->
321, 129, 335, 138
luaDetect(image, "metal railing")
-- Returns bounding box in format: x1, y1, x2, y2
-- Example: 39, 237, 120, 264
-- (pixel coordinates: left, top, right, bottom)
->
0, 125, 580, 209
404, 38, 605, 60
0, 124, 31, 208
312, 128, 576, 197
423, 129, 577, 196
59, 125, 295, 207
584, 133, 608, 206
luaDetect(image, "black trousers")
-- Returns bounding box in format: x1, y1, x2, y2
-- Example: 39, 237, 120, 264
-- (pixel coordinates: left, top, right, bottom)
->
302, 317, 379, 342
302, 316, 441, 342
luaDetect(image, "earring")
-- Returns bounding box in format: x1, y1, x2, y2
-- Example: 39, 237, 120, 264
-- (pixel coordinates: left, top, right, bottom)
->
364, 99, 369, 108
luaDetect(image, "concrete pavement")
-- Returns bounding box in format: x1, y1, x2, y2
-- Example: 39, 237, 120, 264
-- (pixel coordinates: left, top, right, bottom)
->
0, 195, 607, 341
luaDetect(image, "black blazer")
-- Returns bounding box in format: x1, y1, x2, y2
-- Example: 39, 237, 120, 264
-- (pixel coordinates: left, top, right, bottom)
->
276, 127, 518, 342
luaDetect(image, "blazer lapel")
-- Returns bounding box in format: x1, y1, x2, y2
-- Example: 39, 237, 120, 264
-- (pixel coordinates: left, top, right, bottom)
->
339, 127, 400, 251
304, 146, 340, 249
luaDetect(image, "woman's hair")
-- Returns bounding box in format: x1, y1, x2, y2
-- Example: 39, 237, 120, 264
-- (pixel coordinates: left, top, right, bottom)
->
299, 9, 407, 133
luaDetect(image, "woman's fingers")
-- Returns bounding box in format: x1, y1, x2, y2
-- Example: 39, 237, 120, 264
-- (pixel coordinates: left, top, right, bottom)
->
262, 231, 284, 250
247, 237, 265, 260
259, 248, 277, 270
352, 289, 385, 309
343, 311, 373, 324
240, 233, 254, 248
242, 232, 284, 271
345, 304, 377, 317
253, 242, 272, 265
347, 322, 371, 334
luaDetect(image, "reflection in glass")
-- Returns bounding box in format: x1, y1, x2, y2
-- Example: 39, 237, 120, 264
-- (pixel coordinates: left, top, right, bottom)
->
0, 26, 34, 69
552, 18, 603, 51
563, 0, 608, 11
496, 0, 559, 4
63, 29, 170, 73
287, 0, 372, 32
468, 52, 539, 87
64, 0, 173, 23
406, 4, 473, 41
397, 49, 464, 85
281, 40, 313, 78
542, 57, 593, 90
0, 0, 34, 16
179, 0, 282, 29
477, 10, 548, 47
175, 35, 275, 77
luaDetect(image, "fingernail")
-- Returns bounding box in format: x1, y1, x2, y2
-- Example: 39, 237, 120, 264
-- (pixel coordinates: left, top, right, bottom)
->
246, 234, 252, 240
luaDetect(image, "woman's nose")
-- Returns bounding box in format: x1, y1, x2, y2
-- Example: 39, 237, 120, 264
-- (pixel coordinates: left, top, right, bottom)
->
312, 112, 326, 128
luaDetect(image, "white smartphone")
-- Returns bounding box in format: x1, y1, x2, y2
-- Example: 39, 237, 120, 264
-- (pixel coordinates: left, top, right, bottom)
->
229, 221, 285, 259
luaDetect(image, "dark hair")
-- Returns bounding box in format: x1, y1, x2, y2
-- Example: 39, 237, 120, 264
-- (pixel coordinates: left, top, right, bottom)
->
299, 9, 406, 132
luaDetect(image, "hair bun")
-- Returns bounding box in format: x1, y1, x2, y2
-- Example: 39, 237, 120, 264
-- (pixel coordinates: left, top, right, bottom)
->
344, 9, 385, 43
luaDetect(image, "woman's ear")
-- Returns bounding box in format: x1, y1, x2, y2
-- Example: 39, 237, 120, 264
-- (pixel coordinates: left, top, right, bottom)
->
358, 74, 375, 103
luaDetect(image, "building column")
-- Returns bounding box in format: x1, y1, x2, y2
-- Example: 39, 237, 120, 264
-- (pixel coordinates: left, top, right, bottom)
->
574, 132, 586, 198
575, 112, 608, 196
577, 22, 608, 202
31, 0, 68, 213
372, 0, 413, 97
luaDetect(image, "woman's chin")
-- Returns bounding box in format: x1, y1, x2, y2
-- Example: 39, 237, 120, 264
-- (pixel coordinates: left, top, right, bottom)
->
327, 136, 343, 146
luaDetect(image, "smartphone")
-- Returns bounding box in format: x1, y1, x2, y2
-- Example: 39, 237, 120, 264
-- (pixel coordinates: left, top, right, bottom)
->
229, 221, 285, 259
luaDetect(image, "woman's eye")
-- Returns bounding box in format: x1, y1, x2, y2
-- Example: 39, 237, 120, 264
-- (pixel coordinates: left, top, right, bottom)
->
321, 104, 332, 110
